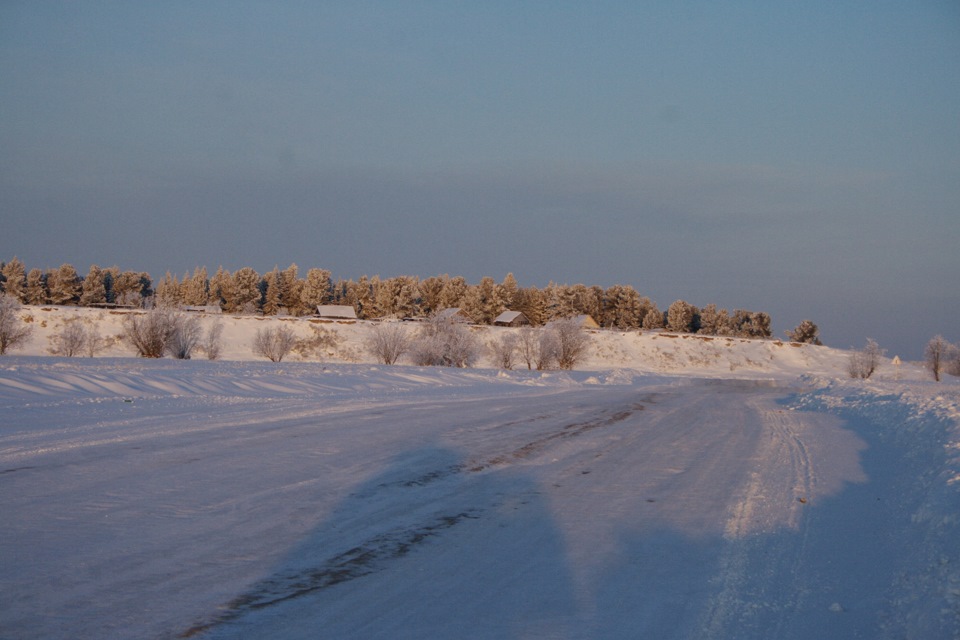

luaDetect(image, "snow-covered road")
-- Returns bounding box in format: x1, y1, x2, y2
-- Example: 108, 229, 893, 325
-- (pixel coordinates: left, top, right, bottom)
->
1, 361, 957, 639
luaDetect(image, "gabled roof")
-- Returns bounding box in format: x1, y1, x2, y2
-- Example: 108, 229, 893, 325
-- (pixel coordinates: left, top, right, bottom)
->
493, 310, 530, 325
436, 308, 471, 322
317, 305, 358, 319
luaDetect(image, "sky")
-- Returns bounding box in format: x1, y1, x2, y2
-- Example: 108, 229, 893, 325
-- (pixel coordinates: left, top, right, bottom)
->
1, 2, 958, 358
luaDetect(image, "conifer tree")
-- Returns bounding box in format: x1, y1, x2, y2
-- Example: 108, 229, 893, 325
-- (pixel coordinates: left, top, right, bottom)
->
79, 265, 107, 306
25, 269, 48, 305
1, 258, 27, 302
231, 267, 262, 313
300, 268, 332, 313
48, 264, 82, 305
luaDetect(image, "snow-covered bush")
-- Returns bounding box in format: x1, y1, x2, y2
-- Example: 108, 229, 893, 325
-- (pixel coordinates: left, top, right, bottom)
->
925, 335, 953, 382
516, 327, 541, 370
199, 322, 224, 360
548, 317, 591, 370
252, 326, 297, 362
123, 308, 180, 358
848, 338, 884, 379
165, 314, 202, 359
490, 333, 518, 370
787, 320, 822, 345
48, 317, 87, 357
409, 313, 480, 367
364, 323, 411, 365
0, 293, 33, 355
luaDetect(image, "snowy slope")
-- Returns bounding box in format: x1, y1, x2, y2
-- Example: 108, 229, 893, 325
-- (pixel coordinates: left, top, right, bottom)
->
1, 308, 958, 639
10, 304, 924, 380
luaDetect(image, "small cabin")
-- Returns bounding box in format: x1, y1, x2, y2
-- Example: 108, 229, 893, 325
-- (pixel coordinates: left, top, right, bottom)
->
317, 305, 358, 320
493, 310, 531, 327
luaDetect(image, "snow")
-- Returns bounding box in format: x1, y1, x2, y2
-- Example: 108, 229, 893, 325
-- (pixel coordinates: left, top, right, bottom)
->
1, 307, 958, 639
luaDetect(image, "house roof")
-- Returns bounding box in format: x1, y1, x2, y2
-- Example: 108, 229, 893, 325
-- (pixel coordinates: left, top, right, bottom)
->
494, 310, 529, 324
317, 305, 358, 319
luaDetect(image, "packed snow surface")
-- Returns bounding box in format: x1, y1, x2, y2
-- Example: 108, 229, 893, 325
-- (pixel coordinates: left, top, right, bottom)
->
1, 309, 959, 639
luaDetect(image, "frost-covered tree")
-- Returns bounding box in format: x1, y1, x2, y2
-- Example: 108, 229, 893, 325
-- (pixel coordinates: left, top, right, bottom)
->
848, 338, 884, 379
546, 317, 591, 370
199, 322, 224, 360
48, 317, 88, 357
25, 269, 48, 305
300, 268, 332, 313
925, 335, 952, 382
666, 300, 695, 333
112, 271, 150, 307
122, 308, 179, 358
231, 267, 262, 313
499, 273, 520, 310
409, 311, 480, 367
603, 284, 643, 330
79, 265, 107, 306
155, 272, 182, 307
417, 276, 448, 316
364, 323, 412, 365
261, 267, 284, 316
165, 314, 203, 359
787, 320, 821, 344
252, 326, 297, 362
514, 287, 548, 326
0, 294, 33, 354
281, 264, 303, 314
376, 276, 420, 318
181, 267, 209, 306
48, 264, 82, 305
438, 276, 469, 310
697, 303, 719, 335
461, 276, 504, 324
642, 305, 664, 330
516, 327, 541, 370
490, 333, 518, 370
1, 257, 27, 302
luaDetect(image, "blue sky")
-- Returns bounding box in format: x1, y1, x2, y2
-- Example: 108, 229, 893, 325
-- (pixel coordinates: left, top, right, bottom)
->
2, 2, 958, 357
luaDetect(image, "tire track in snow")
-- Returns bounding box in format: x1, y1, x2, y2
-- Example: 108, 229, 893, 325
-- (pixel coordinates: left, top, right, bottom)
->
697, 391, 817, 639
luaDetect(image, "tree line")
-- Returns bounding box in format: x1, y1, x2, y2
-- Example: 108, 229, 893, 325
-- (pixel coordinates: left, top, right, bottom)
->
0, 257, 778, 337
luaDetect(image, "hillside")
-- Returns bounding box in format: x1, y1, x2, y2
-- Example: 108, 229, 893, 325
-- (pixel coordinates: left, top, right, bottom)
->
9, 305, 926, 381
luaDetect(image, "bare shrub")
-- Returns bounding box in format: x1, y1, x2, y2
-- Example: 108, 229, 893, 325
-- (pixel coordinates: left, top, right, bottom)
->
0, 293, 33, 355
516, 327, 541, 370
364, 323, 411, 365
925, 335, 953, 382
410, 313, 480, 367
536, 329, 559, 370
547, 317, 591, 370
84, 325, 111, 357
490, 333, 518, 370
165, 314, 203, 359
252, 326, 297, 362
123, 308, 179, 358
848, 338, 884, 379
294, 325, 342, 360
199, 322, 224, 360
48, 317, 87, 356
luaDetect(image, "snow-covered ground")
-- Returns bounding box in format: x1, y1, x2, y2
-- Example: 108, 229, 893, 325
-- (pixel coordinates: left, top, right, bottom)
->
1, 307, 958, 639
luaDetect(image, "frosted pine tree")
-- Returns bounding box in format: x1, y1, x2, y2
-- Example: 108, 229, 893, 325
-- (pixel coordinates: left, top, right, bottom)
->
208, 267, 232, 309
281, 264, 303, 314
25, 269, 48, 305
79, 265, 107, 306
48, 264, 82, 305
666, 300, 695, 333
1, 258, 27, 302
642, 305, 664, 330
181, 267, 209, 306
231, 267, 262, 314
300, 268, 332, 314
499, 273, 520, 310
